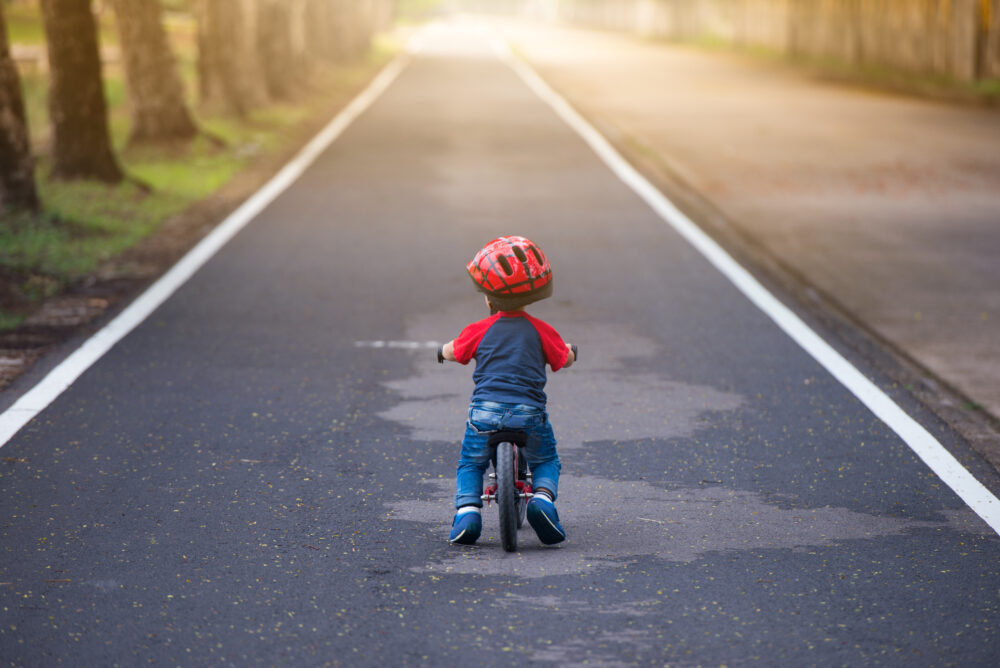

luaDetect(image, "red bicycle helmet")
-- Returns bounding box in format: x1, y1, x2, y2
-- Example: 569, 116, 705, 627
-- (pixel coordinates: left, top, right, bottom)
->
467, 236, 553, 311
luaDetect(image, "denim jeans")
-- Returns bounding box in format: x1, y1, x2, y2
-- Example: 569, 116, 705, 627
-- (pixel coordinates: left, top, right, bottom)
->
455, 400, 561, 509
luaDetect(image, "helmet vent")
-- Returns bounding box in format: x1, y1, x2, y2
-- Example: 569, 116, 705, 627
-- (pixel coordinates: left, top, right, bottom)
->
497, 255, 513, 275
529, 247, 543, 265
512, 246, 528, 263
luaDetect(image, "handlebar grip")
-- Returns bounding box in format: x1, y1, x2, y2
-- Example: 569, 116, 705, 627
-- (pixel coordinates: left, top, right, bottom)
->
571, 344, 578, 362
437, 345, 445, 364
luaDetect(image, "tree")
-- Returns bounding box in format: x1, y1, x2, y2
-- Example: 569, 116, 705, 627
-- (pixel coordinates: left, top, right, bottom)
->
39, 0, 122, 182
304, 0, 336, 62
196, 0, 388, 112
257, 0, 307, 100
337, 0, 378, 61
987, 0, 1000, 79
195, 0, 268, 116
0, 4, 39, 212
303, 0, 382, 64
110, 0, 198, 145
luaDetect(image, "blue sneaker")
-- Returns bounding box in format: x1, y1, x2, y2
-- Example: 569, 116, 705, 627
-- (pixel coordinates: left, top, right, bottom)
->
449, 511, 481, 545
527, 496, 566, 545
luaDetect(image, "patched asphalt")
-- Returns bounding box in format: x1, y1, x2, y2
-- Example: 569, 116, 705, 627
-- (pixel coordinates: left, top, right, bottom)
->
2, 22, 999, 666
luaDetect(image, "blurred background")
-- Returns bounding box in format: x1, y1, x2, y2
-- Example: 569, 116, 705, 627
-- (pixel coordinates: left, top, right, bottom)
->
439, 0, 1000, 84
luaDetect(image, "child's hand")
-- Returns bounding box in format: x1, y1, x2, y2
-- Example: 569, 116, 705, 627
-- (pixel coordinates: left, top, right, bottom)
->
564, 343, 576, 368
438, 340, 457, 363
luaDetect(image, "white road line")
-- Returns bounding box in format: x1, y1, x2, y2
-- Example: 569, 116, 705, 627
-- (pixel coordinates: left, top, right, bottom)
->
354, 341, 441, 350
491, 38, 1000, 535
0, 53, 410, 449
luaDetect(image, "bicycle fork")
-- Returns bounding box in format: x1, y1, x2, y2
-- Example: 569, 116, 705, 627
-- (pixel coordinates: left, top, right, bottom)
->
481, 445, 534, 505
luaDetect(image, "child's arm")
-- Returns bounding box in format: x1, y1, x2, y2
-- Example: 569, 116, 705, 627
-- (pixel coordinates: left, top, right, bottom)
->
437, 340, 457, 363
439, 320, 488, 365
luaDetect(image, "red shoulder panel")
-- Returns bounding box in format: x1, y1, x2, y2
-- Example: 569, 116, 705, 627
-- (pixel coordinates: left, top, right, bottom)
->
525, 314, 569, 371
451, 315, 501, 365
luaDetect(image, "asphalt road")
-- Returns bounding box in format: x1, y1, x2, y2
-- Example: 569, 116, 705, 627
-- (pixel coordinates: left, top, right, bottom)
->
2, 23, 1000, 666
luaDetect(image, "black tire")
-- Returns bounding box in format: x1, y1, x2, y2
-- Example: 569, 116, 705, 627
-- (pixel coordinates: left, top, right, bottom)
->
496, 441, 519, 552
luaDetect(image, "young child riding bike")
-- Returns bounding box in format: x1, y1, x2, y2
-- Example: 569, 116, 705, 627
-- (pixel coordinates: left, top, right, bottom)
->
438, 236, 576, 546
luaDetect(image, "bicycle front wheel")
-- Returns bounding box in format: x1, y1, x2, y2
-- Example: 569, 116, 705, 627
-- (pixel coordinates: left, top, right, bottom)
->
516, 449, 528, 528
496, 441, 519, 552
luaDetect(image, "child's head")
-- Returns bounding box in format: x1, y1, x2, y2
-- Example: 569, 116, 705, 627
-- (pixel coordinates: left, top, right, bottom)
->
467, 236, 553, 312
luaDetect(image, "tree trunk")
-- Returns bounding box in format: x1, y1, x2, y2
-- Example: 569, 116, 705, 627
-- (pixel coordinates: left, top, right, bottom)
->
337, 0, 378, 61
331, 0, 361, 61
39, 0, 122, 182
258, 0, 303, 100
949, 0, 979, 81
287, 0, 312, 75
0, 4, 39, 212
304, 0, 379, 64
304, 0, 337, 62
987, 0, 1000, 79
110, 0, 198, 145
195, 0, 268, 116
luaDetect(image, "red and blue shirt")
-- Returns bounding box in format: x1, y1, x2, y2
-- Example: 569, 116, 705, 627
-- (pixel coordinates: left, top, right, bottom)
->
452, 311, 569, 409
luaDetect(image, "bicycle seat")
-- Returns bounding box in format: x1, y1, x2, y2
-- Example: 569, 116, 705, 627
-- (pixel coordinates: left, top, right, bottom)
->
487, 431, 528, 448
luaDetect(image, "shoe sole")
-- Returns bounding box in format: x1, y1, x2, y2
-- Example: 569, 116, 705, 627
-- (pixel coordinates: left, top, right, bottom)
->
449, 525, 481, 545
448, 531, 479, 545
527, 503, 565, 545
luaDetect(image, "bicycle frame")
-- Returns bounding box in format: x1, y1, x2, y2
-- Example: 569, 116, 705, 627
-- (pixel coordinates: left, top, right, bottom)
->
482, 442, 534, 504
482, 431, 533, 551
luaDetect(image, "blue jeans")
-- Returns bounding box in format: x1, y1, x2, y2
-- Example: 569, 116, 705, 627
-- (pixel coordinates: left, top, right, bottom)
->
455, 400, 561, 509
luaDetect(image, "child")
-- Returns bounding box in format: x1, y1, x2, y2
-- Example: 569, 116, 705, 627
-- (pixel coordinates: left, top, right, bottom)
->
438, 236, 576, 546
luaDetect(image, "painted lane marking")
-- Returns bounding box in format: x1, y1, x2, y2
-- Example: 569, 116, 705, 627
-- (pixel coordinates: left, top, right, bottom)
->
490, 37, 1000, 535
354, 341, 441, 350
0, 53, 411, 449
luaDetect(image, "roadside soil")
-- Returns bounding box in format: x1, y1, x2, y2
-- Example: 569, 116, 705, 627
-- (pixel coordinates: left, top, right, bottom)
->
0, 60, 397, 398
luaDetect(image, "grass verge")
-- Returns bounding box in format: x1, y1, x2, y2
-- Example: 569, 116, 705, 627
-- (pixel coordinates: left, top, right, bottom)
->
0, 5, 398, 329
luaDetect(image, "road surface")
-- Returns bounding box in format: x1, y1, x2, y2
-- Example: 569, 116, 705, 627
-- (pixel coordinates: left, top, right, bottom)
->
2, 21, 999, 666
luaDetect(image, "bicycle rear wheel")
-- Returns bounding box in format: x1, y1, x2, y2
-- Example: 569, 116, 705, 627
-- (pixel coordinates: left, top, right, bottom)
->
496, 441, 519, 552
